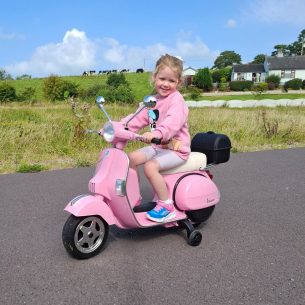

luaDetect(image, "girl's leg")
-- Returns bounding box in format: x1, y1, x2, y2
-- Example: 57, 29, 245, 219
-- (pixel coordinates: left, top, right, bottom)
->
144, 150, 185, 222
128, 150, 147, 170
143, 160, 168, 201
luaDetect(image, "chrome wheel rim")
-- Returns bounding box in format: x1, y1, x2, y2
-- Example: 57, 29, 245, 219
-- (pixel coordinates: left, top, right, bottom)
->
74, 217, 105, 253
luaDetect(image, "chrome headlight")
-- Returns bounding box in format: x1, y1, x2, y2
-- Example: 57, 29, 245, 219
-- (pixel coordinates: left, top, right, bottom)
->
103, 122, 115, 142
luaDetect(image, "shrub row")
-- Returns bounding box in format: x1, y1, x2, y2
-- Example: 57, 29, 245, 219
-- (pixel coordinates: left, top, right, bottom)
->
0, 73, 135, 103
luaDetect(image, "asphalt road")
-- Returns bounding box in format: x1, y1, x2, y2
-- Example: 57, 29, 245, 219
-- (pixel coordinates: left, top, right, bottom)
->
0, 148, 304, 305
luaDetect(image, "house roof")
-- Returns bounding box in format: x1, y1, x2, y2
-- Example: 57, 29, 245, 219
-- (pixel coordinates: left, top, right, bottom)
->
232, 64, 265, 73
266, 56, 305, 70
182, 67, 197, 76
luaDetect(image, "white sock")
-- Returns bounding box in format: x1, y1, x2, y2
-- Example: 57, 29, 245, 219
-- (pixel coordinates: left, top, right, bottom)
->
160, 199, 173, 205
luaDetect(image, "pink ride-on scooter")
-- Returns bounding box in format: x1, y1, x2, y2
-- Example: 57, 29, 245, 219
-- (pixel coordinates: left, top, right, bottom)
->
62, 95, 231, 259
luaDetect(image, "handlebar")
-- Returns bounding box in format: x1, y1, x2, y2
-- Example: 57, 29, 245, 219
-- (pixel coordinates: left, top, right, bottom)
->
151, 138, 162, 145
86, 127, 161, 145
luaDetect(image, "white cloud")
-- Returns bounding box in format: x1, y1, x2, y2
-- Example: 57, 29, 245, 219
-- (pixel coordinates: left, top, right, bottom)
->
226, 19, 237, 28
246, 0, 305, 25
5, 29, 218, 77
5, 28, 96, 77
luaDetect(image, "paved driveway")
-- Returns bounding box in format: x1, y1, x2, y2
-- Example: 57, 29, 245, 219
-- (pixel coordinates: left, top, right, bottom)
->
0, 148, 304, 305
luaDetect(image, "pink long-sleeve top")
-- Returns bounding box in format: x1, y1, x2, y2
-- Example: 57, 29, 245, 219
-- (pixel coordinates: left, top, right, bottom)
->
120, 90, 191, 160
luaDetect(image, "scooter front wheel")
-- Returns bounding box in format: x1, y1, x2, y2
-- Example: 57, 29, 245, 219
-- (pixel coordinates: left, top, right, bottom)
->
62, 215, 109, 259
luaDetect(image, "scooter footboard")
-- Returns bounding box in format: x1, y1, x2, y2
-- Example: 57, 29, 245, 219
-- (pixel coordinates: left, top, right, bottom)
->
64, 194, 116, 225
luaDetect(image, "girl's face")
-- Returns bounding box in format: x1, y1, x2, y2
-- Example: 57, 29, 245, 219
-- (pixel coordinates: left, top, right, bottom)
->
153, 66, 180, 97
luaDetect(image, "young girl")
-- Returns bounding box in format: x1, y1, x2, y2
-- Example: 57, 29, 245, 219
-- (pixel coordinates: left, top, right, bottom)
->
121, 54, 191, 222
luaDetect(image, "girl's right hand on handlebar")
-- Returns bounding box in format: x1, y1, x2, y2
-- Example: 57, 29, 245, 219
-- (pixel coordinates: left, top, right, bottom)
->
141, 132, 156, 143
141, 132, 161, 144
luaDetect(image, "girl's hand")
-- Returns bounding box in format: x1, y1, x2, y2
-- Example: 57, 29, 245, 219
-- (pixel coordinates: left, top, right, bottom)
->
141, 132, 155, 143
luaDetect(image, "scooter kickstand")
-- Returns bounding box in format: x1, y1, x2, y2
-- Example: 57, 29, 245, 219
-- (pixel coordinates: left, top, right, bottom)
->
178, 219, 202, 247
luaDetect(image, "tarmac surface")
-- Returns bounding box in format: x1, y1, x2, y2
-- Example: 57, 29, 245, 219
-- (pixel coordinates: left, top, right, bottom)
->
0, 148, 305, 305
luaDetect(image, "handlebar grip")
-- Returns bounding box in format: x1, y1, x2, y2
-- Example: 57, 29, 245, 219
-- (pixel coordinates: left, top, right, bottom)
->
151, 138, 161, 144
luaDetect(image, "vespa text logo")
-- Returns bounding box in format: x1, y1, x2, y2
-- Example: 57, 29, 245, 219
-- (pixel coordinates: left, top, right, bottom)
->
207, 198, 215, 204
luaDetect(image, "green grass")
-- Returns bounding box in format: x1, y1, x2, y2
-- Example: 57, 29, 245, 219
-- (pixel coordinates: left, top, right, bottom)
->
1, 103, 305, 174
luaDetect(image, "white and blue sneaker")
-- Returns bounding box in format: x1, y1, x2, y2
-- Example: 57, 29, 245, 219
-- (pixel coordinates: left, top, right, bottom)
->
146, 200, 176, 223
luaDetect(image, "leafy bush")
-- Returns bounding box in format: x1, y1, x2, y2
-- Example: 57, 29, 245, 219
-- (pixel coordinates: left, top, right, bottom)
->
19, 87, 36, 102
265, 74, 280, 88
211, 70, 222, 83
63, 81, 79, 98
193, 68, 213, 91
79, 84, 105, 100
43, 75, 65, 101
284, 78, 302, 90
106, 73, 128, 88
0, 83, 17, 102
302, 79, 305, 89
229, 80, 252, 91
185, 87, 202, 100
103, 84, 135, 103
219, 77, 229, 92
251, 82, 268, 96
43, 76, 79, 101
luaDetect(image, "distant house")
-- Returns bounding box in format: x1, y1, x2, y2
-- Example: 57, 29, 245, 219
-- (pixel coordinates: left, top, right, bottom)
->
182, 67, 197, 86
264, 55, 305, 84
231, 63, 266, 82
231, 55, 305, 85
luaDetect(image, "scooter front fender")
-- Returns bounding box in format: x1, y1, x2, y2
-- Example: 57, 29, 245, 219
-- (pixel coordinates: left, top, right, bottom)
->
64, 194, 115, 225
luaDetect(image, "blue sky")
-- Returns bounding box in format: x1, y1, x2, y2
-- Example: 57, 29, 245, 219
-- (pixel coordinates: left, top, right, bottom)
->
1, 0, 304, 78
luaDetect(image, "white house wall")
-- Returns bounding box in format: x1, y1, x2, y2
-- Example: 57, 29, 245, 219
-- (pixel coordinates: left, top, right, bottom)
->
232, 72, 266, 82
268, 69, 305, 84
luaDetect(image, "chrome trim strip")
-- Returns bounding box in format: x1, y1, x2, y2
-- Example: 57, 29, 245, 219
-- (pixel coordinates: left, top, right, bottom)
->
70, 194, 91, 206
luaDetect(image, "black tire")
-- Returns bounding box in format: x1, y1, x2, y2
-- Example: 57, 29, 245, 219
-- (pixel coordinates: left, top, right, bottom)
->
186, 205, 215, 224
62, 215, 109, 259
187, 230, 202, 246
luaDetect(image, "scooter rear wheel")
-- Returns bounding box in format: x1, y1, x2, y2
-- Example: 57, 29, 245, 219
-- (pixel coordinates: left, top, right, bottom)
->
62, 215, 108, 259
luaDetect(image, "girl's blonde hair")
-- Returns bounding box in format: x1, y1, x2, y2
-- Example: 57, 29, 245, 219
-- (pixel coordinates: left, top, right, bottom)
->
154, 54, 183, 80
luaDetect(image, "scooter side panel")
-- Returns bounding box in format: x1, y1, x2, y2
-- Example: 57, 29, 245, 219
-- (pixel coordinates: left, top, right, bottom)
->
167, 172, 220, 211
89, 148, 141, 229
64, 194, 116, 225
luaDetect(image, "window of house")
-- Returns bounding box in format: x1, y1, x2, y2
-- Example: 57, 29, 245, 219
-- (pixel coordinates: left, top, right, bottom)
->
237, 72, 245, 80
281, 70, 295, 78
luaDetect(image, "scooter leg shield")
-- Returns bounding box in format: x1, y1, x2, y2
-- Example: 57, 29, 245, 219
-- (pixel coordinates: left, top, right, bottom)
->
64, 194, 116, 225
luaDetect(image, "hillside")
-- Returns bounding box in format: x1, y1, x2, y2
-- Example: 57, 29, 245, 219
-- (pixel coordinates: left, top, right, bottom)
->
4, 72, 153, 102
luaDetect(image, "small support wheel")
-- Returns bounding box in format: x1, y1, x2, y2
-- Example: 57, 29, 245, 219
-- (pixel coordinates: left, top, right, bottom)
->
178, 219, 202, 247
187, 230, 202, 246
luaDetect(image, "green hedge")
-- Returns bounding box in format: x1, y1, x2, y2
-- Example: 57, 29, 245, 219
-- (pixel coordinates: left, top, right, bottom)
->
229, 80, 253, 91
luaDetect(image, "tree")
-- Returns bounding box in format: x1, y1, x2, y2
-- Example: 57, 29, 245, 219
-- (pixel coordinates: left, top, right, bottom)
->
213, 50, 241, 69
193, 68, 213, 91
271, 29, 305, 56
251, 54, 266, 64
0, 69, 13, 80
271, 44, 289, 56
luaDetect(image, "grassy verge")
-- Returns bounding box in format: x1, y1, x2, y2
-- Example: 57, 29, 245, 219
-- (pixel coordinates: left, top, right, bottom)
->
196, 93, 305, 101
1, 102, 305, 174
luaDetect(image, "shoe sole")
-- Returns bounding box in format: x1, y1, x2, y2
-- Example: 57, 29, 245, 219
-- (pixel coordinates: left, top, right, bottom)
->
146, 211, 176, 223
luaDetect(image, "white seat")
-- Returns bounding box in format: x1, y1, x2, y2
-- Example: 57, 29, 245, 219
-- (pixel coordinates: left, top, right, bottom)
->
161, 152, 207, 175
